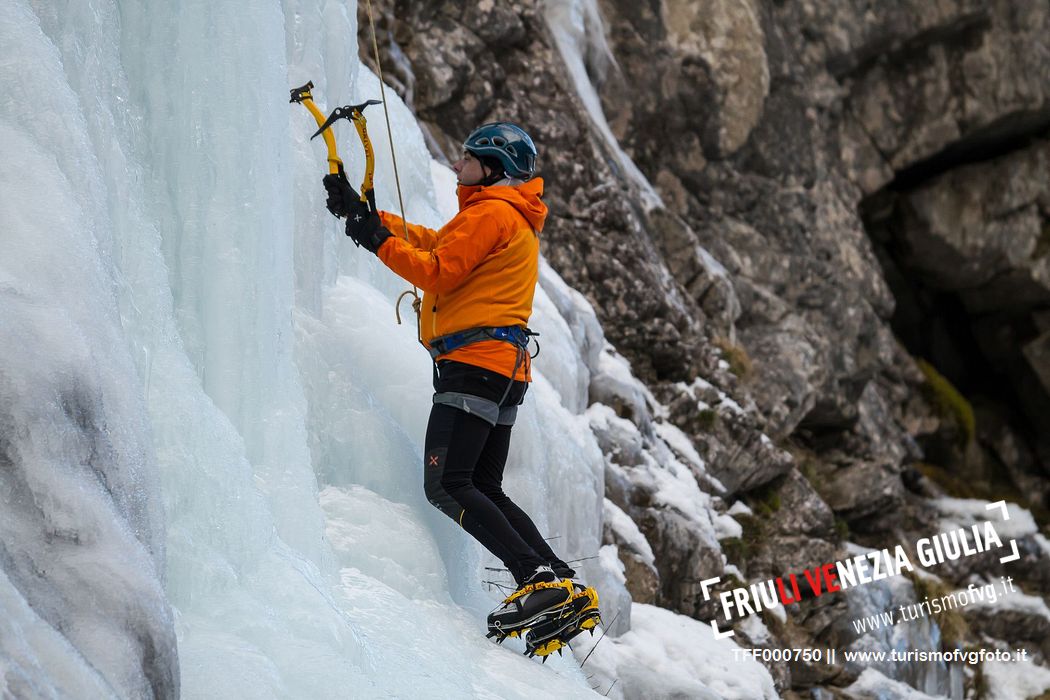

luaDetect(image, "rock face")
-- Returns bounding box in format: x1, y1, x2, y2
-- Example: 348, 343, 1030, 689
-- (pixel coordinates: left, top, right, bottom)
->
361, 0, 1050, 695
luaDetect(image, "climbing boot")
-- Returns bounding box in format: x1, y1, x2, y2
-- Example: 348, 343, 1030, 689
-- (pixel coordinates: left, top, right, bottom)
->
486, 566, 576, 642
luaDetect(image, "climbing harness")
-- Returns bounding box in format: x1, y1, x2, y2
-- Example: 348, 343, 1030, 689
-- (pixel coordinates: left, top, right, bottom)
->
430, 326, 540, 419
427, 326, 539, 360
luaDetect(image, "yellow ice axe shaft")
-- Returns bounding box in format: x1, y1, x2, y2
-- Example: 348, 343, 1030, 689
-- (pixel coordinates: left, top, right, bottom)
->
289, 81, 342, 175
351, 111, 377, 211
310, 98, 383, 213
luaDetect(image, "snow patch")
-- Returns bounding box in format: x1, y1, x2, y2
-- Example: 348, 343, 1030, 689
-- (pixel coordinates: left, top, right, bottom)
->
654, 420, 707, 471
846, 668, 949, 699
603, 499, 655, 566
578, 603, 777, 700
969, 587, 1050, 620
728, 500, 753, 516
737, 613, 771, 645
933, 498, 1038, 541
982, 656, 1050, 700
714, 513, 743, 540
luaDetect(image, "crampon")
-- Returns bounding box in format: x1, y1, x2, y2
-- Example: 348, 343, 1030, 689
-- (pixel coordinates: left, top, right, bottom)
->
523, 583, 601, 661
486, 577, 576, 642
486, 578, 601, 662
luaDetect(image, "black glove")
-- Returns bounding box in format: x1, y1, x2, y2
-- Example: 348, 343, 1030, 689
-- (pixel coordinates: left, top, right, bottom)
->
323, 172, 367, 220
346, 210, 393, 254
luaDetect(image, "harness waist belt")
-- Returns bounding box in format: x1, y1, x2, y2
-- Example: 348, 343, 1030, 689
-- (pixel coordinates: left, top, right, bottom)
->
428, 325, 535, 360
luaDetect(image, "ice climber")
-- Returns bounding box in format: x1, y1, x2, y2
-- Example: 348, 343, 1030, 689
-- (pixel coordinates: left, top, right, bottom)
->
322, 122, 599, 657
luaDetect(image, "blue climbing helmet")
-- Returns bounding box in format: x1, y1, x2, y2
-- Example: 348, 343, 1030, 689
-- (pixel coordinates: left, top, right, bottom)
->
463, 122, 537, 180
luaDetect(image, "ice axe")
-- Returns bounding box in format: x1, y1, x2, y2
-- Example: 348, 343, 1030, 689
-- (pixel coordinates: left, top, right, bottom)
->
311, 99, 383, 213
289, 81, 344, 175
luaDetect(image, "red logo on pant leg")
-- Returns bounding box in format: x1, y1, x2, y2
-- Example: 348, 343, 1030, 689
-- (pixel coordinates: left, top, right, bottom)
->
428, 454, 439, 467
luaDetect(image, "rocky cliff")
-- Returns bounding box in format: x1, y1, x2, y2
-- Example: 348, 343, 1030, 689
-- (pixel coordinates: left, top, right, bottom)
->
362, 0, 1050, 696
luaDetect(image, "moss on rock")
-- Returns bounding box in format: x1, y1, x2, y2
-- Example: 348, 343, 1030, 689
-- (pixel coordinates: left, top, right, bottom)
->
917, 358, 976, 445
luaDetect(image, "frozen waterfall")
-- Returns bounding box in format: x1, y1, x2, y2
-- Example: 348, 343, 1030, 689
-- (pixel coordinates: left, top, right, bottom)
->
0, 1, 775, 698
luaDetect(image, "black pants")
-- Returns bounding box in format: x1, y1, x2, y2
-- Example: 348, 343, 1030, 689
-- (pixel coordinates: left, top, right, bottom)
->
423, 361, 573, 584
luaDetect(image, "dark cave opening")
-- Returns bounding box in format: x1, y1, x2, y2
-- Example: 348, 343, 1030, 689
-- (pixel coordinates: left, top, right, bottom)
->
858, 133, 1050, 515
866, 222, 1006, 401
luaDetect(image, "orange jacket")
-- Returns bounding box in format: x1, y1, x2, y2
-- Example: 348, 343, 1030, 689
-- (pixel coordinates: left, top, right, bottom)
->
377, 178, 547, 381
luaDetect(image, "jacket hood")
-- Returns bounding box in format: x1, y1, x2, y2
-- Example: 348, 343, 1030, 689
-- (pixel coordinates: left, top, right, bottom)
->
457, 177, 547, 233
